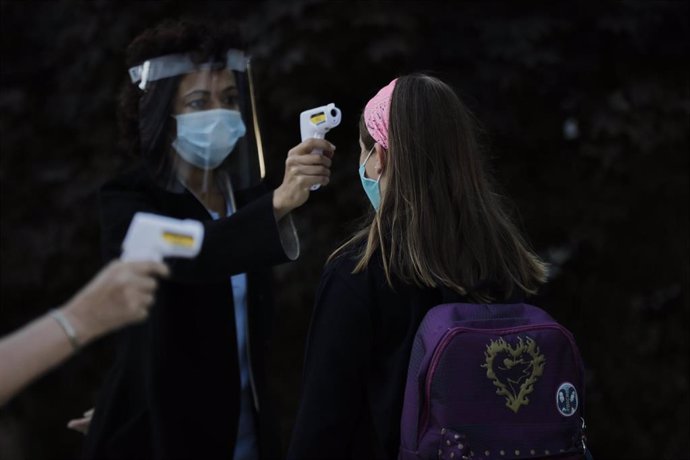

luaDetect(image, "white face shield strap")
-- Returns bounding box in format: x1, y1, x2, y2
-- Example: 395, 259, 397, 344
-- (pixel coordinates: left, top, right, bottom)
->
128, 49, 248, 90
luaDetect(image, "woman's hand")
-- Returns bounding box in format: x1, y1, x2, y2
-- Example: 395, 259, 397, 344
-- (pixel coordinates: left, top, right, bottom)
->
61, 260, 170, 344
273, 138, 335, 220
0, 261, 169, 406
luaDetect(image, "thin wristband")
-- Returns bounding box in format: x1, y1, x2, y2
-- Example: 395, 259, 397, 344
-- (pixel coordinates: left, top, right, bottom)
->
49, 309, 81, 351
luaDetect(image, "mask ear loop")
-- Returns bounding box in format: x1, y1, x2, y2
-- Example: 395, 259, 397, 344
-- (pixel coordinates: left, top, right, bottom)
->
361, 146, 383, 182
360, 146, 375, 167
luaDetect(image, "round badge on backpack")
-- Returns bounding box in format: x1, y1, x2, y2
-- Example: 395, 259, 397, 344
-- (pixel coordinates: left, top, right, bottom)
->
556, 382, 578, 417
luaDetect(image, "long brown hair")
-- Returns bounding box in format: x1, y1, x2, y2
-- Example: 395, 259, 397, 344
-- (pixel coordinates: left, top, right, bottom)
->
331, 74, 548, 302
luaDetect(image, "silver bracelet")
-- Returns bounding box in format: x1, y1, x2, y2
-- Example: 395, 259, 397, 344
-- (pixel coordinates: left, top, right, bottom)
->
49, 309, 81, 350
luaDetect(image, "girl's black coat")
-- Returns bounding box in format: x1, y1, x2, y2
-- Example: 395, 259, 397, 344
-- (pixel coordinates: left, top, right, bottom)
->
82, 168, 289, 460
287, 247, 518, 460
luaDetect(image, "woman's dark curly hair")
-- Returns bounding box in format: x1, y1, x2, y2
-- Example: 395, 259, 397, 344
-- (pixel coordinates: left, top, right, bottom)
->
118, 19, 243, 179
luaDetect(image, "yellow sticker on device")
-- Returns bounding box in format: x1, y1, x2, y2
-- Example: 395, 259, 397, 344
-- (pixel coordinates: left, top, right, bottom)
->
162, 232, 195, 247
310, 112, 326, 125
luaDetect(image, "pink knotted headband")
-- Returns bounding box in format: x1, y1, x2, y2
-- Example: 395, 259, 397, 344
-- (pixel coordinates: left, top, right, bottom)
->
364, 78, 397, 150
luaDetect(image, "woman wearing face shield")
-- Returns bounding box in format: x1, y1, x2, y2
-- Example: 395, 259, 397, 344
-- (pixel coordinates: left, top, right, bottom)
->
79, 20, 333, 460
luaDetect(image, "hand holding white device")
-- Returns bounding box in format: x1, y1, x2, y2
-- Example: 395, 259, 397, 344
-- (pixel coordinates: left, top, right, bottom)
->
63, 212, 199, 434
300, 103, 341, 191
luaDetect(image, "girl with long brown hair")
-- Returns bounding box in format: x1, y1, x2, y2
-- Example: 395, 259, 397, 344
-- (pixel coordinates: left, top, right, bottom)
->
287, 74, 548, 459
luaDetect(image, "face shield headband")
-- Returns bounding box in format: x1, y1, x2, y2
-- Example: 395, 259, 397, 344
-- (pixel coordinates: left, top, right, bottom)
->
128, 49, 249, 90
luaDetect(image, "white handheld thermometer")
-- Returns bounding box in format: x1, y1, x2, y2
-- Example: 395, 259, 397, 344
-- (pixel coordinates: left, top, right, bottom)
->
121, 212, 204, 263
300, 103, 341, 191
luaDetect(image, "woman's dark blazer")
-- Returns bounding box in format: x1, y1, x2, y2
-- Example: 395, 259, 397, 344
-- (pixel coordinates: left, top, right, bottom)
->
82, 167, 292, 460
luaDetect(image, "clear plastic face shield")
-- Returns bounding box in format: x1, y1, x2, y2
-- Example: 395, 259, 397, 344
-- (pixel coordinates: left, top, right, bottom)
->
129, 49, 265, 195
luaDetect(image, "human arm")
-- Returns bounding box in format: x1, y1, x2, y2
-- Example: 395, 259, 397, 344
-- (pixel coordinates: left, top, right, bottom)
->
0, 260, 168, 405
101, 187, 289, 282
100, 139, 334, 282
287, 262, 373, 460
272, 137, 335, 221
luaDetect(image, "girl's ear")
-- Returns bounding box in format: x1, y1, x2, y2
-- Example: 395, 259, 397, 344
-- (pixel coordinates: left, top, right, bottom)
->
374, 143, 387, 174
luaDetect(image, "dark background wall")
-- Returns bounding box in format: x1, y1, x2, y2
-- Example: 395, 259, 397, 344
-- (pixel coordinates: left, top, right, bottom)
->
0, 1, 688, 459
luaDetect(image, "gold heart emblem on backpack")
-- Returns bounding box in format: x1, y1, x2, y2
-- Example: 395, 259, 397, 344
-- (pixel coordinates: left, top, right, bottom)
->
481, 336, 545, 413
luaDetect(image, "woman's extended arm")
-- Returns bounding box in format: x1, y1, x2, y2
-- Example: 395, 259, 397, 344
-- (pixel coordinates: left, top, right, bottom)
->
100, 187, 290, 282
100, 138, 335, 283
0, 260, 168, 405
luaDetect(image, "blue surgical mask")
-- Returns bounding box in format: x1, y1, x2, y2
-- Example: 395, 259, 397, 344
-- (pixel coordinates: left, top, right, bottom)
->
359, 147, 381, 210
172, 108, 246, 170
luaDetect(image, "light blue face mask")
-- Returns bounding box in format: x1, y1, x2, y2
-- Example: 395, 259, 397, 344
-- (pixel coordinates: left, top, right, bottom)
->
172, 108, 246, 170
359, 147, 381, 210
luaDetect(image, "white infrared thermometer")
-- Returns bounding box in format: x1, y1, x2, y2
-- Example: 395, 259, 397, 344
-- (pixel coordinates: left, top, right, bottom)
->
121, 212, 204, 263
300, 103, 341, 191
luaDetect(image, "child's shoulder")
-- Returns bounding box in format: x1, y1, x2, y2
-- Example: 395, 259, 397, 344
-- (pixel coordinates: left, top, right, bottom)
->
322, 239, 377, 279
324, 249, 357, 273
320, 241, 381, 293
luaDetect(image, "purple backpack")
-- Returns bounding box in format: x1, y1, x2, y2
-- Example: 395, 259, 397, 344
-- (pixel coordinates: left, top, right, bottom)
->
399, 303, 587, 460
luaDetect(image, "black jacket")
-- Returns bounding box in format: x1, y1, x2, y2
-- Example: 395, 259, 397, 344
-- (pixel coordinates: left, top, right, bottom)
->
83, 168, 293, 460
287, 247, 470, 460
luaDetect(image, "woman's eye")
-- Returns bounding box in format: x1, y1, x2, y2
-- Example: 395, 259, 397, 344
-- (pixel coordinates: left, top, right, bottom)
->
186, 99, 207, 110
222, 95, 239, 108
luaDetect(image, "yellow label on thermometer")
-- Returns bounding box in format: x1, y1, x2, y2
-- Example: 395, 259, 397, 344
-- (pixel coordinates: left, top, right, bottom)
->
162, 231, 195, 247
310, 112, 326, 125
